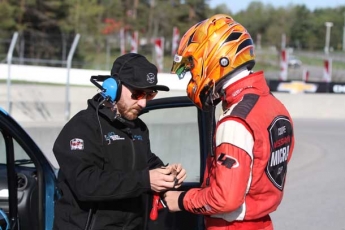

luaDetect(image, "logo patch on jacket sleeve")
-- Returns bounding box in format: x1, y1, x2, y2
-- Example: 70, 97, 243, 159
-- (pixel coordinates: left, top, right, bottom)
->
266, 116, 293, 191
217, 153, 239, 169
70, 138, 84, 150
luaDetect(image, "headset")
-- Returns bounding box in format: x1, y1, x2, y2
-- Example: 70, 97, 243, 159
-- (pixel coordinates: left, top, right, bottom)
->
90, 75, 122, 103
90, 53, 143, 103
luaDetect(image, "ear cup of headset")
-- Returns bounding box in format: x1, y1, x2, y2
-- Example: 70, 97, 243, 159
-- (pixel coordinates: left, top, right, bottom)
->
101, 78, 121, 102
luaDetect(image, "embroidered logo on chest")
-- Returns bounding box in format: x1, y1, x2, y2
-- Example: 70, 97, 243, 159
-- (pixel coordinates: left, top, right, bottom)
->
133, 135, 143, 141
104, 132, 125, 144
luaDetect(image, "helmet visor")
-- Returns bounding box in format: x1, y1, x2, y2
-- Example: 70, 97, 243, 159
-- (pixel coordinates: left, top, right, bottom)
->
171, 55, 194, 80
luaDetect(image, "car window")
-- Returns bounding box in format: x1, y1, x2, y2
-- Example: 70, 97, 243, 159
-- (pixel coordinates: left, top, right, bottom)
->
140, 106, 200, 182
0, 130, 34, 167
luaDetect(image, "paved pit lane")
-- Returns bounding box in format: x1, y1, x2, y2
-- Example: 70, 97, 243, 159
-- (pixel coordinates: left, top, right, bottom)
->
271, 118, 345, 229
21, 118, 345, 229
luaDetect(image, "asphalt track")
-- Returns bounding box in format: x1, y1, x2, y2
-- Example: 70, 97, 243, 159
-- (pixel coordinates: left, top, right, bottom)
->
0, 85, 345, 229
271, 118, 345, 230
21, 108, 345, 229
21, 116, 345, 230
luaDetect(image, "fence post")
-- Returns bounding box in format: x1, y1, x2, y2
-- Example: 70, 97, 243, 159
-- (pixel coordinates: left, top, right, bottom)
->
65, 34, 80, 121
6, 32, 19, 114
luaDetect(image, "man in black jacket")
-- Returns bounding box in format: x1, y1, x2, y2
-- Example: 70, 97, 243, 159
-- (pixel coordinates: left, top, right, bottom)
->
53, 53, 186, 230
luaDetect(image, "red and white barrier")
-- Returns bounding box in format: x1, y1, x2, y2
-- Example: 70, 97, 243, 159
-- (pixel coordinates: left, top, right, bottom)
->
322, 58, 332, 82
120, 28, 126, 55
154, 37, 164, 72
302, 69, 309, 82
171, 27, 180, 56
279, 49, 288, 81
130, 31, 139, 53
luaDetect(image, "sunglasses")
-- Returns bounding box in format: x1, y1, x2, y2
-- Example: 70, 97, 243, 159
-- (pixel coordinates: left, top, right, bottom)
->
125, 85, 158, 100
131, 90, 157, 100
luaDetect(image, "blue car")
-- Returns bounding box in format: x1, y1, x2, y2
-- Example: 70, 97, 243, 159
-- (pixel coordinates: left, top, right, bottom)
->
0, 96, 212, 230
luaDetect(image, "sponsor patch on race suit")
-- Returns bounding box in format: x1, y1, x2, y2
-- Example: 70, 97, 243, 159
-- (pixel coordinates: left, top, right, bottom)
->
266, 116, 293, 191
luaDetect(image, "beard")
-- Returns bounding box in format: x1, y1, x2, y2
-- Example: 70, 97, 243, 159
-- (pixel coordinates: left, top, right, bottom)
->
116, 100, 142, 120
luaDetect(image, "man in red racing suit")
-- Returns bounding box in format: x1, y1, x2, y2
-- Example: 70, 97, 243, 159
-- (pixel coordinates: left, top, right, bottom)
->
165, 14, 295, 230
168, 71, 294, 229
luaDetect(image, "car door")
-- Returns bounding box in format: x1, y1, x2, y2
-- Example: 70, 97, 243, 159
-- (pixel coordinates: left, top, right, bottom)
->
141, 96, 214, 230
0, 95, 214, 230
0, 107, 56, 230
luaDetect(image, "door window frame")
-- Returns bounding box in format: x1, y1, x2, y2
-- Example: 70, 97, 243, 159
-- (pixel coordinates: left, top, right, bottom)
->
0, 110, 56, 230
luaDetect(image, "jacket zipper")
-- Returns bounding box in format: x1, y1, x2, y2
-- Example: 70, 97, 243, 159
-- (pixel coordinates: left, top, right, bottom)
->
86, 128, 137, 230
124, 127, 136, 169
122, 128, 136, 229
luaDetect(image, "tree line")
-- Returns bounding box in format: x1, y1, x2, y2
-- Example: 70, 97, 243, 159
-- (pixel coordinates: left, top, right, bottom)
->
0, 0, 344, 69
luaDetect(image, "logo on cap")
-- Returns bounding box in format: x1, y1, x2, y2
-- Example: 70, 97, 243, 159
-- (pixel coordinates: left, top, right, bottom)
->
147, 73, 155, 84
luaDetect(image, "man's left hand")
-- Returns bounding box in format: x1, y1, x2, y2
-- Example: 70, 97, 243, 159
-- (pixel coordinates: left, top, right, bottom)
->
163, 191, 184, 212
166, 163, 187, 188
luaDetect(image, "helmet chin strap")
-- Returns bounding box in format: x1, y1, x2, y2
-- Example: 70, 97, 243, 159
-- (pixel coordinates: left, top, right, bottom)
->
210, 80, 220, 101
206, 67, 253, 110
209, 104, 216, 157
207, 70, 252, 157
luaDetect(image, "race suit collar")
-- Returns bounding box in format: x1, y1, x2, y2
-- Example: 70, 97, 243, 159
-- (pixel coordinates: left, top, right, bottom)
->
223, 71, 270, 105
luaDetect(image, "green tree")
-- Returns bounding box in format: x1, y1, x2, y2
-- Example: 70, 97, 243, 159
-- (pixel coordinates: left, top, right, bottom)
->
289, 5, 312, 49
264, 6, 295, 49
235, 2, 274, 47
312, 7, 345, 50
3, 0, 72, 64
0, 1, 16, 54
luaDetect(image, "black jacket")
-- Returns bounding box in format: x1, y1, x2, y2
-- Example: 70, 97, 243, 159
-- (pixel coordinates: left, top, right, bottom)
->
53, 96, 164, 230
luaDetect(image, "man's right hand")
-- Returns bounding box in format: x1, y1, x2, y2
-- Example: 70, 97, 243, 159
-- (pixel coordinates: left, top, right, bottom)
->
149, 167, 176, 192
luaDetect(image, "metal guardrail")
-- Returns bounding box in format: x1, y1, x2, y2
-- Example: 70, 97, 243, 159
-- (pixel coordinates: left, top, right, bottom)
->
3, 32, 81, 122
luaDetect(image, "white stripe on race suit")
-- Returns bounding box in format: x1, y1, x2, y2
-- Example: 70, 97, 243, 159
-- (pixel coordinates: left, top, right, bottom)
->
215, 119, 254, 160
212, 108, 254, 222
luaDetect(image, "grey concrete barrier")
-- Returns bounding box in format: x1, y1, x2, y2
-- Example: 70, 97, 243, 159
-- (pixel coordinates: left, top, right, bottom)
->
1, 83, 344, 169
1, 84, 344, 121
273, 93, 345, 120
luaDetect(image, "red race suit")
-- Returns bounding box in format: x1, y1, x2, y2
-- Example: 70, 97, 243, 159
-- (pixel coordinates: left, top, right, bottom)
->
178, 71, 295, 230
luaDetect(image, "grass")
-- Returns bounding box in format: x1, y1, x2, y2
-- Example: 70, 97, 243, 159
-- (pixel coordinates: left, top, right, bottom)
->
299, 56, 345, 70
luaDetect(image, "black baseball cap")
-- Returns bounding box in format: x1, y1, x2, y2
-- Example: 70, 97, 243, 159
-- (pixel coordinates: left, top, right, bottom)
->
111, 53, 169, 91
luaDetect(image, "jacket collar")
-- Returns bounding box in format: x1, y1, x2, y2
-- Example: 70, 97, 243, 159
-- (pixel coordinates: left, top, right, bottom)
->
87, 95, 137, 129
88, 95, 118, 122
223, 71, 270, 105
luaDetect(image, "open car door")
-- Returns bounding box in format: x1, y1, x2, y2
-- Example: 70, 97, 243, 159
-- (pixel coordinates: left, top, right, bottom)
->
0, 107, 56, 230
0, 95, 213, 230
142, 96, 214, 230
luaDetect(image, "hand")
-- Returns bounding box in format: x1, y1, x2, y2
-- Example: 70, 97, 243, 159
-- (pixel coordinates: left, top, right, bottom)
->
163, 190, 184, 212
149, 167, 176, 193
166, 163, 187, 189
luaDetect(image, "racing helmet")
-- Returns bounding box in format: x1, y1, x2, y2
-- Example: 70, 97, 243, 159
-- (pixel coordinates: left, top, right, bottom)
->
171, 14, 255, 110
